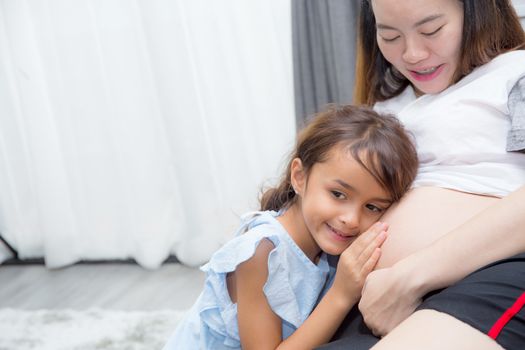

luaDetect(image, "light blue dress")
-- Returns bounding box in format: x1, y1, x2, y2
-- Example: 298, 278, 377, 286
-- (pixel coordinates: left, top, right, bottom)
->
163, 211, 335, 349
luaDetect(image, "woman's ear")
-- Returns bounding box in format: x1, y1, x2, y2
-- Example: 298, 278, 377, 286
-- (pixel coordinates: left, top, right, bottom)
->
290, 158, 306, 196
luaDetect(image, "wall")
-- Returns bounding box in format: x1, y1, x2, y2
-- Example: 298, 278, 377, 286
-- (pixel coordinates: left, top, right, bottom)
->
514, 0, 525, 27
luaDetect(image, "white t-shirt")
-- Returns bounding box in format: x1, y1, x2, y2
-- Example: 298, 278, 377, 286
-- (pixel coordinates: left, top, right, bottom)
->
375, 50, 525, 197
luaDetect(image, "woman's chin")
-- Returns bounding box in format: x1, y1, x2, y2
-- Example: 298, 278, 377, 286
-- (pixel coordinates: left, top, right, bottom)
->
410, 76, 454, 95
412, 82, 447, 95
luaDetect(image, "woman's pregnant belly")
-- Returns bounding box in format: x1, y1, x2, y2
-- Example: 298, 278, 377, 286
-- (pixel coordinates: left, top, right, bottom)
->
376, 186, 499, 269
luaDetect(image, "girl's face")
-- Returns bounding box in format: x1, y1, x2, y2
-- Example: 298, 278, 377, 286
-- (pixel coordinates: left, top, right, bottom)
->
290, 146, 391, 258
372, 0, 464, 95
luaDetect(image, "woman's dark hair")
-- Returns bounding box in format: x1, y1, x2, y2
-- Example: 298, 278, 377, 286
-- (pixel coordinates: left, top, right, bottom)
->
354, 0, 525, 105
260, 105, 418, 211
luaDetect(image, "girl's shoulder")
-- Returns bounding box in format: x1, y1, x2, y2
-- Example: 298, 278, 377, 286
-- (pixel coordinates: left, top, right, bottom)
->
199, 211, 333, 331
201, 210, 289, 275
203, 210, 330, 277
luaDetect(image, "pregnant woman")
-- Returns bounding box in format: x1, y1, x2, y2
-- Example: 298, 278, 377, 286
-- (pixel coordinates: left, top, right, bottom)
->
321, 0, 525, 349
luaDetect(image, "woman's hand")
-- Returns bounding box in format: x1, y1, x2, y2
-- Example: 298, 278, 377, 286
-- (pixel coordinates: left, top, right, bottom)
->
358, 257, 425, 336
358, 185, 525, 338
331, 222, 388, 307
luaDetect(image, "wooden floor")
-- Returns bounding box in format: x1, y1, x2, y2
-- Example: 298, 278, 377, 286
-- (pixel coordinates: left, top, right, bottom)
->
0, 262, 205, 311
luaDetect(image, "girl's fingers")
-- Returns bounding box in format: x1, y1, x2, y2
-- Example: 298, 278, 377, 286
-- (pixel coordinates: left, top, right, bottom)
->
361, 247, 382, 275
347, 222, 387, 253
354, 230, 387, 266
339, 222, 388, 272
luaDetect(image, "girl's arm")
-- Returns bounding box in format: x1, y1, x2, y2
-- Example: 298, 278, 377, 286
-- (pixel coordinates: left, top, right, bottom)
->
236, 223, 388, 350
236, 239, 283, 349
359, 184, 525, 336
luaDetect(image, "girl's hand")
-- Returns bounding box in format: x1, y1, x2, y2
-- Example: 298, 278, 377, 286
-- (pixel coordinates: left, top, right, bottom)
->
358, 256, 424, 336
331, 222, 388, 307
272, 222, 389, 349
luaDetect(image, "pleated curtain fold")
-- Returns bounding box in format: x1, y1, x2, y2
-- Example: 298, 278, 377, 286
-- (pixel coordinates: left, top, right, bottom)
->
292, 0, 359, 127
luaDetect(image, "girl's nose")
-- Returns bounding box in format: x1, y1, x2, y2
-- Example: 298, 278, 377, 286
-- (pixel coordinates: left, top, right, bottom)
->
339, 210, 360, 232
402, 37, 429, 64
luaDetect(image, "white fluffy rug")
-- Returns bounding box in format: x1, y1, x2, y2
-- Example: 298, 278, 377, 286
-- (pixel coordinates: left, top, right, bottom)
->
0, 308, 187, 350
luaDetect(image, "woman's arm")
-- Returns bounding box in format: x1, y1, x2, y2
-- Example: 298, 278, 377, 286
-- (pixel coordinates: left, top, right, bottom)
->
359, 184, 525, 336
236, 223, 387, 349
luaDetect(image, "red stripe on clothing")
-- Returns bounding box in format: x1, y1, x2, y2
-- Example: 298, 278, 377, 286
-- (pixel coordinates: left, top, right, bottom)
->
488, 291, 525, 339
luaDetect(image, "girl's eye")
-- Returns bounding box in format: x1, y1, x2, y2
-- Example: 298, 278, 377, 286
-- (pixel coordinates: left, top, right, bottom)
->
422, 26, 443, 37
366, 204, 383, 213
381, 35, 400, 43
331, 191, 346, 200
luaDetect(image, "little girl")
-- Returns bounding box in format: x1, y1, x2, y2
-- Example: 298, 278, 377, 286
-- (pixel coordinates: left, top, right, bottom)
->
163, 105, 418, 349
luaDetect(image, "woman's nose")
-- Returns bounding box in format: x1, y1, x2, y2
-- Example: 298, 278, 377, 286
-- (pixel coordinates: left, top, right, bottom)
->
402, 37, 429, 64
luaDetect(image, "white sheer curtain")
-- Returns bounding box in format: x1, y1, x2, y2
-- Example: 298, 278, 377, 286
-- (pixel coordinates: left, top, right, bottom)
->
0, 0, 295, 268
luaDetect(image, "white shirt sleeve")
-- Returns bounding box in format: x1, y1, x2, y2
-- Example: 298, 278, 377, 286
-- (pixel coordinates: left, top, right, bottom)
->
507, 76, 525, 152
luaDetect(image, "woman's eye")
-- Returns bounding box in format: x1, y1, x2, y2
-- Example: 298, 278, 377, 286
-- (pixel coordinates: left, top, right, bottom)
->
331, 191, 346, 200
366, 204, 383, 213
422, 26, 443, 37
381, 35, 400, 43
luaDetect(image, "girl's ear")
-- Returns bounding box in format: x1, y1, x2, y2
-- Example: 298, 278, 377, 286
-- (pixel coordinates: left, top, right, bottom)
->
290, 158, 306, 196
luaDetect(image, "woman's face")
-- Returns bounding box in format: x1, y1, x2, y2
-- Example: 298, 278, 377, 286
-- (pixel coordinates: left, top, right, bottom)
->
371, 0, 464, 95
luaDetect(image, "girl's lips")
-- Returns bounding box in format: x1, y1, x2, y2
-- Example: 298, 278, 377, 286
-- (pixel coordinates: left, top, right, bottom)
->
326, 224, 353, 242
408, 64, 445, 82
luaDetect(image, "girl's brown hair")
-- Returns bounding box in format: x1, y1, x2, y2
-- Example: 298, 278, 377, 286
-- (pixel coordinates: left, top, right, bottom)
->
260, 105, 418, 211
354, 0, 525, 105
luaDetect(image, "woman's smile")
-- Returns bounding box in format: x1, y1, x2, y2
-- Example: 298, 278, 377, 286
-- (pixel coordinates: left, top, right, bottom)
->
408, 64, 445, 82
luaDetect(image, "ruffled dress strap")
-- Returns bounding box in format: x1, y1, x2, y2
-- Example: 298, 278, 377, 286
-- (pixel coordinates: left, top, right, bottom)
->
264, 236, 331, 330
197, 211, 333, 345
